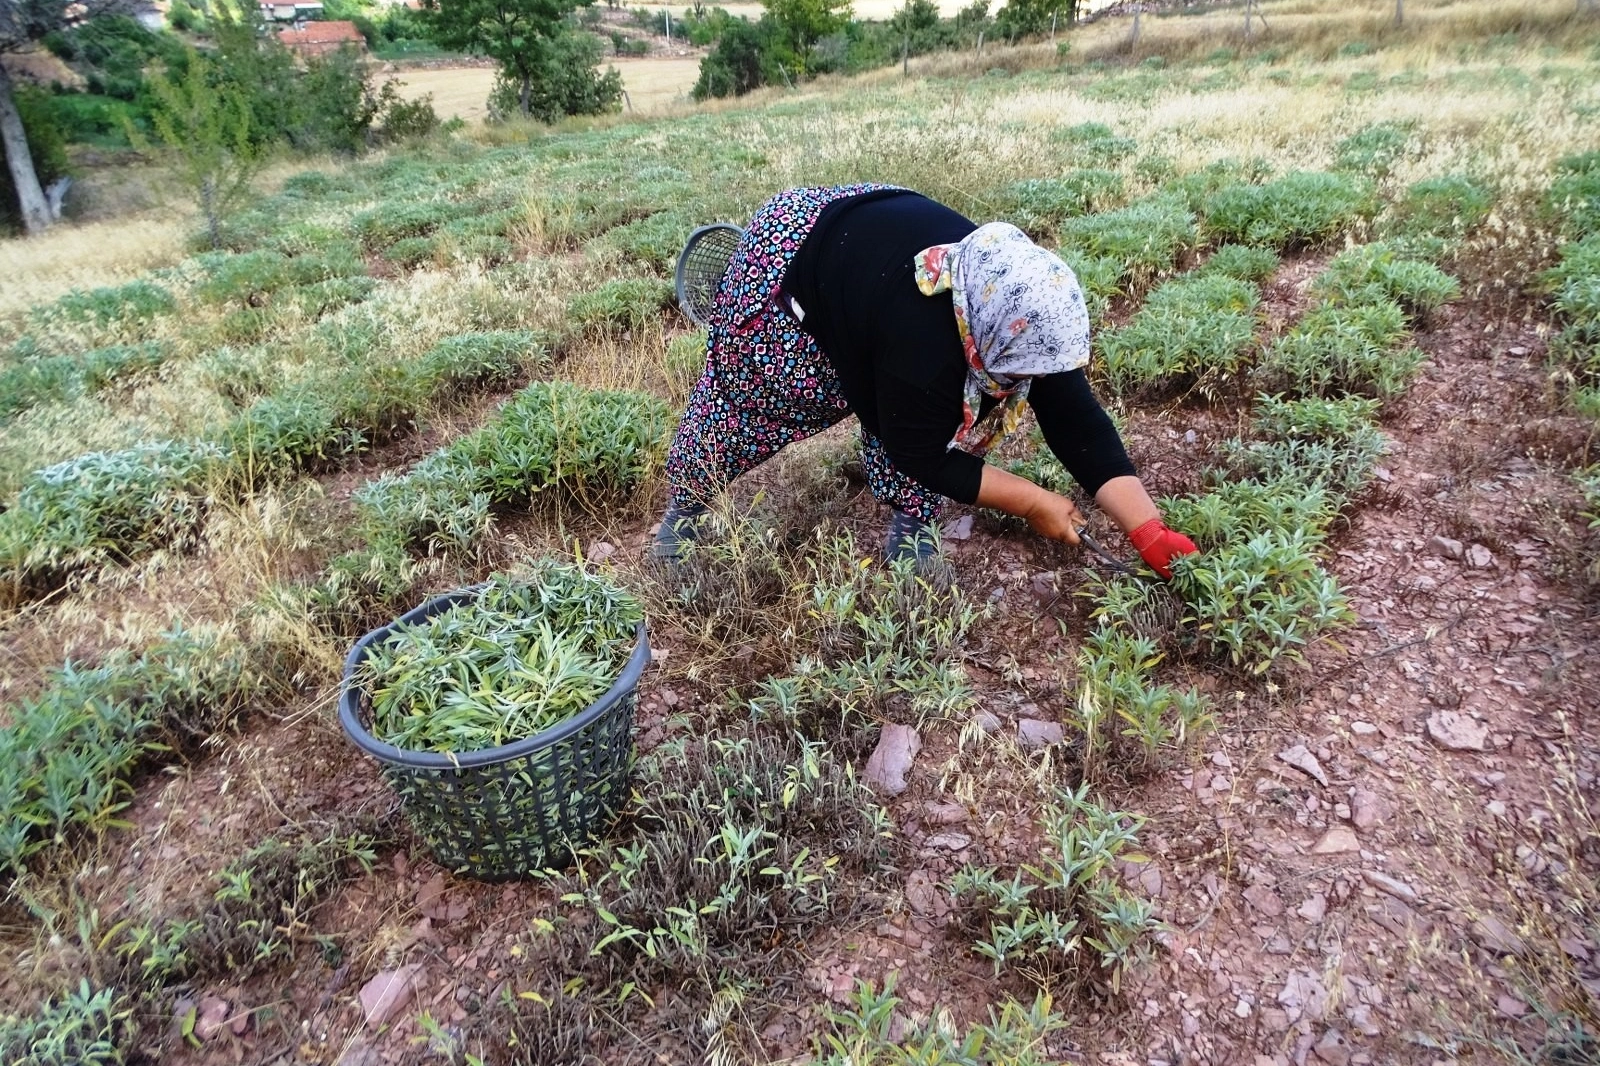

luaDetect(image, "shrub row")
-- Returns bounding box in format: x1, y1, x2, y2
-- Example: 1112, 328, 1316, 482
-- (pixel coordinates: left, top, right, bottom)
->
1201, 171, 1377, 251
1098, 272, 1262, 398
1258, 243, 1454, 401
353, 380, 672, 557
0, 342, 167, 424
0, 331, 547, 599
0, 626, 259, 878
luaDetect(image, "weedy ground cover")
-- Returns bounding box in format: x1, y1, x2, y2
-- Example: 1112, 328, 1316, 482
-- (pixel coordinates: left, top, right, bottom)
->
360, 568, 642, 753
2, 5, 1599, 1060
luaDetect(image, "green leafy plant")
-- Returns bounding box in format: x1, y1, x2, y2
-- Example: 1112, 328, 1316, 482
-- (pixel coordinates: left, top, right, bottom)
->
0, 626, 259, 877
361, 567, 642, 753
1387, 173, 1493, 243
1059, 194, 1198, 287
1072, 621, 1212, 779
950, 784, 1159, 993
1049, 121, 1137, 165
0, 441, 224, 597
1310, 242, 1460, 322
356, 381, 671, 555
0, 343, 166, 424
1202, 171, 1376, 250
0, 980, 133, 1066
1545, 150, 1600, 239
1333, 120, 1415, 180
566, 278, 676, 334
1256, 298, 1421, 401
1199, 243, 1280, 283
816, 976, 1066, 1065
1097, 272, 1261, 397
38, 280, 176, 329
999, 171, 1126, 237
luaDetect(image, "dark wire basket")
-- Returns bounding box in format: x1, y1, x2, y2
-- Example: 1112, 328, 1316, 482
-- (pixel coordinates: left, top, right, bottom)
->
338, 588, 647, 881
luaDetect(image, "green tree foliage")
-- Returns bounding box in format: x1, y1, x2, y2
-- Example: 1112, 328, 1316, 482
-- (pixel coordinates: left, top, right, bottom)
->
42, 14, 184, 100
424, 0, 616, 119
994, 0, 1074, 42
763, 0, 851, 74
485, 29, 622, 122
144, 47, 263, 250
692, 16, 774, 98
888, 0, 943, 56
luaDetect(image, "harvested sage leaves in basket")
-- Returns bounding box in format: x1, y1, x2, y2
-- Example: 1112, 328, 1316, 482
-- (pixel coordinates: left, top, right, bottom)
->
362, 565, 642, 754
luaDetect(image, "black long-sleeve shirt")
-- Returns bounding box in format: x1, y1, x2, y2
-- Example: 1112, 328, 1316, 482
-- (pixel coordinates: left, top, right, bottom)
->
782, 190, 1134, 505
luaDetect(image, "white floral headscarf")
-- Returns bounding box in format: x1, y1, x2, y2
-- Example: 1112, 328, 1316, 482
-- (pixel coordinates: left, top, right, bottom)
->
914, 222, 1091, 455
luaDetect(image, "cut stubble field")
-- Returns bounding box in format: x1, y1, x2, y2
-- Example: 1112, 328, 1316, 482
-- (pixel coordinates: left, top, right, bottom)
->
2, 0, 1600, 1064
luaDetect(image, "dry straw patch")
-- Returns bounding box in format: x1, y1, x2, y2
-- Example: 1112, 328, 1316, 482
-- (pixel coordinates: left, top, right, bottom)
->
0, 215, 187, 320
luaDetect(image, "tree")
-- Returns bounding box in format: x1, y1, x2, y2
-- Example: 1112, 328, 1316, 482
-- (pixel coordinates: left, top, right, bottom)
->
422, 0, 590, 117
1, 0, 134, 235
485, 29, 622, 122
144, 48, 264, 249
692, 16, 771, 99
994, 0, 1075, 43
762, 0, 850, 75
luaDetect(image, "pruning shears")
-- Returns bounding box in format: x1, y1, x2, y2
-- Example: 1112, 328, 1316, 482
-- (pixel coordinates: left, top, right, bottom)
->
1074, 525, 1141, 577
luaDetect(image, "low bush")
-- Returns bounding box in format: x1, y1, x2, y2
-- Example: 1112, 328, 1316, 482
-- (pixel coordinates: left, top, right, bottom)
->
1057, 251, 1122, 325
1059, 195, 1198, 287
1169, 529, 1354, 675
0, 343, 166, 424
1072, 622, 1211, 779
1332, 121, 1416, 180
594, 211, 694, 272
1097, 272, 1260, 398
566, 278, 676, 334
999, 171, 1126, 237
356, 381, 672, 554
0, 441, 223, 596
950, 785, 1159, 993
0, 626, 259, 876
413, 329, 544, 396
1199, 243, 1280, 284
38, 280, 176, 328
0, 980, 133, 1066
350, 199, 464, 250
192, 245, 366, 305
1256, 298, 1422, 401
1309, 243, 1460, 323
291, 275, 381, 318
1543, 234, 1600, 387
1202, 171, 1376, 251
1050, 121, 1137, 165
1545, 151, 1600, 239
1387, 174, 1493, 243
293, 543, 420, 640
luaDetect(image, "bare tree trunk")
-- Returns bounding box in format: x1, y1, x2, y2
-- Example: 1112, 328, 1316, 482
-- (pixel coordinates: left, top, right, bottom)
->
0, 64, 51, 235
519, 71, 531, 115
1395, 0, 1404, 26
1130, 10, 1141, 47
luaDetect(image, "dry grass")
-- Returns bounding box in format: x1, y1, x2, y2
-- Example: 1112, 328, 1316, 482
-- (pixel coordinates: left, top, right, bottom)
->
0, 214, 188, 320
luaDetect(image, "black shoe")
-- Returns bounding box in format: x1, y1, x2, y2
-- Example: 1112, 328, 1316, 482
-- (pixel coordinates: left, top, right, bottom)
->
884, 509, 938, 564
652, 502, 709, 562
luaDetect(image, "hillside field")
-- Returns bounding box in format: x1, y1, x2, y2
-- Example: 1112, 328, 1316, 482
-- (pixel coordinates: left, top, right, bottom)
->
3, 0, 1600, 1063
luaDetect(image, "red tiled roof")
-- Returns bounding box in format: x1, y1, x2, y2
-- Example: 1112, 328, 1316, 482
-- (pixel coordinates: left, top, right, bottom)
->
277, 20, 366, 46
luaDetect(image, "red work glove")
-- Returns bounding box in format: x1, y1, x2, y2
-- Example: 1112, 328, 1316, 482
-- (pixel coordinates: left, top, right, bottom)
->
1129, 518, 1198, 580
